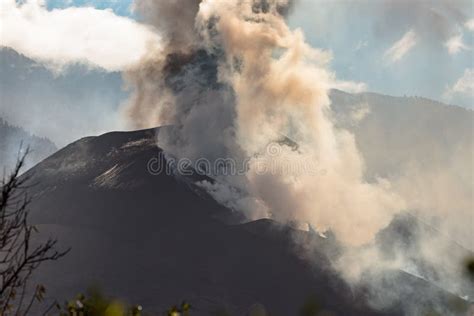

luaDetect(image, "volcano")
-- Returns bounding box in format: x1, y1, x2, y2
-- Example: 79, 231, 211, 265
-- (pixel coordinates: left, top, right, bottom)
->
26, 127, 366, 315
24, 92, 473, 315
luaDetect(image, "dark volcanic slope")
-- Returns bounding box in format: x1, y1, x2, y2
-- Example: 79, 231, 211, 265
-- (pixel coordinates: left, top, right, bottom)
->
26, 128, 385, 316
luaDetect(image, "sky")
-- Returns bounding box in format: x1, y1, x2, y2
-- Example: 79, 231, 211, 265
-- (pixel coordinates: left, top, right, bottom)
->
0, 0, 473, 145
46, 0, 134, 17
288, 0, 474, 106
40, 0, 474, 107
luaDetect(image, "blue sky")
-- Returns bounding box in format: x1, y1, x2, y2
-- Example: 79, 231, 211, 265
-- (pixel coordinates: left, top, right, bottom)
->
46, 0, 134, 17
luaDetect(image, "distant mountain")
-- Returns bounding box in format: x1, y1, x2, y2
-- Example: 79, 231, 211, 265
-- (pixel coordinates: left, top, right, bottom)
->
0, 47, 126, 146
0, 117, 57, 173
330, 89, 472, 180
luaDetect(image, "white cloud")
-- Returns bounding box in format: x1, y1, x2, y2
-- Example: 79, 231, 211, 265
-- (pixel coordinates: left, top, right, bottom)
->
384, 30, 417, 63
330, 80, 368, 93
0, 0, 161, 72
443, 68, 474, 99
465, 19, 474, 32
445, 34, 469, 55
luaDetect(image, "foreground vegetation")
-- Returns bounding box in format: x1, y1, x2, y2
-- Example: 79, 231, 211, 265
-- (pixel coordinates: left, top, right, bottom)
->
0, 150, 68, 315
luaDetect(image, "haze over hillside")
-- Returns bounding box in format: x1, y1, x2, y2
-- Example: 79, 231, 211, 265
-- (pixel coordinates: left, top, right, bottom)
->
331, 90, 473, 249
0, 48, 127, 147
0, 117, 57, 173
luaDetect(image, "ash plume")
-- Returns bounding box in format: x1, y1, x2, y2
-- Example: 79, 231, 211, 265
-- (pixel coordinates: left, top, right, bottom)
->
127, 0, 403, 245
131, 0, 202, 52
124, 0, 473, 314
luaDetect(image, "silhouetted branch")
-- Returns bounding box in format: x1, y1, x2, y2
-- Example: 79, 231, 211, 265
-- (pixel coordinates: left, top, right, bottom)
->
0, 148, 69, 315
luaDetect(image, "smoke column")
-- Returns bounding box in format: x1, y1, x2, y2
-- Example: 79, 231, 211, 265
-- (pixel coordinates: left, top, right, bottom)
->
126, 0, 404, 245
